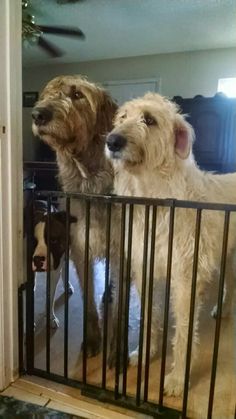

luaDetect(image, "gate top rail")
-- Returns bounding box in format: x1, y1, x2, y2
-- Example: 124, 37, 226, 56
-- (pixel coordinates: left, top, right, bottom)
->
34, 190, 236, 212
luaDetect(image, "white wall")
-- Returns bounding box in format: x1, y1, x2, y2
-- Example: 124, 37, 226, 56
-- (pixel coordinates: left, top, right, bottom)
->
0, 0, 22, 389
23, 47, 236, 159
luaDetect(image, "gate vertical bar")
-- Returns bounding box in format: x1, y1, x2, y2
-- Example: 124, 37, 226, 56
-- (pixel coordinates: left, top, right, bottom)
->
136, 205, 150, 405
46, 196, 52, 373
18, 284, 26, 374
83, 200, 90, 385
159, 202, 175, 407
64, 196, 71, 378
122, 203, 134, 397
102, 202, 111, 389
207, 211, 230, 419
182, 209, 202, 418
144, 205, 157, 402
26, 193, 35, 373
115, 203, 126, 399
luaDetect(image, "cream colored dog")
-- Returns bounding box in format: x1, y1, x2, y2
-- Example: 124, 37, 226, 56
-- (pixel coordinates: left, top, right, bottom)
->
105, 92, 236, 396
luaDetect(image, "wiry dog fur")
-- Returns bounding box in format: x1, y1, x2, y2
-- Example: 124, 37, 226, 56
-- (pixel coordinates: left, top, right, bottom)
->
106, 92, 236, 396
32, 75, 118, 358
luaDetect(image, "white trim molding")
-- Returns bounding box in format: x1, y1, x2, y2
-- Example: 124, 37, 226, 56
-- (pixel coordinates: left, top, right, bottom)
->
103, 77, 160, 88
0, 0, 23, 390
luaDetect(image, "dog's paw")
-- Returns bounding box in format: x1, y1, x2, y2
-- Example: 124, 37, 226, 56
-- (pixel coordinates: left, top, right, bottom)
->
211, 305, 218, 319
107, 341, 120, 369
68, 283, 74, 295
164, 371, 184, 397
107, 350, 116, 369
50, 316, 60, 329
108, 347, 128, 370
81, 330, 102, 358
81, 340, 101, 358
129, 345, 157, 367
211, 304, 231, 319
211, 305, 217, 319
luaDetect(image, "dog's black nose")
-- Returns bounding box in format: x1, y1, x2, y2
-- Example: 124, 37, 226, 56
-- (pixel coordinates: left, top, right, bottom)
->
106, 134, 127, 152
32, 107, 53, 126
33, 255, 45, 268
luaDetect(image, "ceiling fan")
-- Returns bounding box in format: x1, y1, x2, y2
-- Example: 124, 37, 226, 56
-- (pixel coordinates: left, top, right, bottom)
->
22, 0, 85, 58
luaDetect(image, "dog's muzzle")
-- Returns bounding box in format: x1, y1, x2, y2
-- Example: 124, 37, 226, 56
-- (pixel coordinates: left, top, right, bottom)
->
32, 107, 53, 126
106, 133, 127, 153
32, 255, 46, 272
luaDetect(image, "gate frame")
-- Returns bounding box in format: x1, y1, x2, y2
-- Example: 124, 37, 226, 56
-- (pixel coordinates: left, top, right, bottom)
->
22, 189, 235, 419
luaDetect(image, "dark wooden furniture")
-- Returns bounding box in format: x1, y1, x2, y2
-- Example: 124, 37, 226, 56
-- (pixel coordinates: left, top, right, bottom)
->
173, 94, 236, 173
24, 161, 59, 191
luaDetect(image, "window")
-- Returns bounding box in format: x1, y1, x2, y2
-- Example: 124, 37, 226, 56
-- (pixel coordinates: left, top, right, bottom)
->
218, 78, 236, 98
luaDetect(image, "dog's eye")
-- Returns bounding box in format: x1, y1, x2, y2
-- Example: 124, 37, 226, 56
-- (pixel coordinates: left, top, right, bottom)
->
51, 238, 58, 244
117, 114, 127, 124
143, 114, 156, 126
73, 91, 84, 100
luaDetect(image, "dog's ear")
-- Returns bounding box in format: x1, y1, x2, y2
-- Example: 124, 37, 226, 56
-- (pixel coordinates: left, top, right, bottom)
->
98, 90, 118, 133
52, 212, 77, 225
174, 114, 194, 159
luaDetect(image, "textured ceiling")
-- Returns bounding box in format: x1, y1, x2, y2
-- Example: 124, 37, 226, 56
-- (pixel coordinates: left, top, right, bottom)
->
22, 0, 236, 66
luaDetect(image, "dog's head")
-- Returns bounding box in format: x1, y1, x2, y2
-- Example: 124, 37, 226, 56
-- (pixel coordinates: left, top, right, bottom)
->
32, 205, 77, 272
106, 93, 195, 172
32, 75, 117, 154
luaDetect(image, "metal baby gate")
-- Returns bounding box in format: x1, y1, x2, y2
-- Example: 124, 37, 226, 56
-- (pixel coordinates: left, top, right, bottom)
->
19, 187, 236, 419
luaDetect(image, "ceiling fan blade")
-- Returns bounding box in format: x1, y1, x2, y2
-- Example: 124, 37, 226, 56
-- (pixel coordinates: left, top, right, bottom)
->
37, 35, 64, 57
38, 25, 85, 39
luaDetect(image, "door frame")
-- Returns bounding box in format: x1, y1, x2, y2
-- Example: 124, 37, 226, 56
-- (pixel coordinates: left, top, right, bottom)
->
0, 0, 23, 390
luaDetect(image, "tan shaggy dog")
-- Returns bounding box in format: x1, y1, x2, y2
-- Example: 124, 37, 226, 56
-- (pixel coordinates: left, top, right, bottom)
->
32, 75, 119, 359
105, 92, 236, 396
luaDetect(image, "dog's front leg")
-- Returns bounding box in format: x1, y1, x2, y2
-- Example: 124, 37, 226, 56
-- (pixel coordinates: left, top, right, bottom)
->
74, 257, 101, 357
129, 303, 159, 367
128, 269, 160, 368
211, 252, 236, 319
35, 272, 59, 329
107, 269, 128, 370
49, 260, 64, 329
164, 274, 205, 397
61, 256, 74, 296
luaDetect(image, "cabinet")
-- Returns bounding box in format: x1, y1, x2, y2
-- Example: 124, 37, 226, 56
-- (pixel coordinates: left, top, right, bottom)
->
173, 94, 236, 173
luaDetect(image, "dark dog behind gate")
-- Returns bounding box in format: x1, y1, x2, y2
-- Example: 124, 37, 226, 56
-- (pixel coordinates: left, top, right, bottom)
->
32, 200, 77, 328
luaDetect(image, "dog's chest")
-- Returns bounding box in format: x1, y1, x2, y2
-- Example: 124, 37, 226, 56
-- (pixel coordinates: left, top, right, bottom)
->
131, 206, 170, 276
